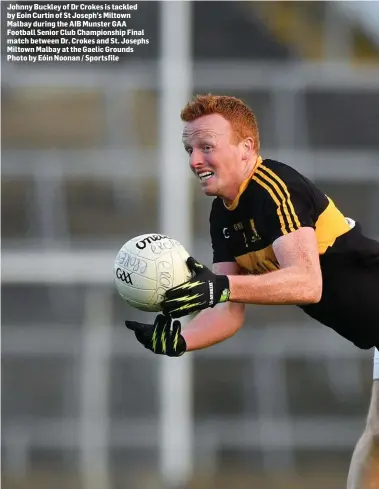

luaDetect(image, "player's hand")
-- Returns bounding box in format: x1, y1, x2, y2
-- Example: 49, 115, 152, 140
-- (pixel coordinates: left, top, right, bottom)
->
161, 257, 230, 318
125, 314, 186, 357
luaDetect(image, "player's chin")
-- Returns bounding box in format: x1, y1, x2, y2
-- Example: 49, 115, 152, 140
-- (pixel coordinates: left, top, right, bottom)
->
200, 180, 218, 196
202, 187, 217, 196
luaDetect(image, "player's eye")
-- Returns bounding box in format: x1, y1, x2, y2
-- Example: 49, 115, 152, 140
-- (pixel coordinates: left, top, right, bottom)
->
202, 144, 212, 152
185, 147, 193, 155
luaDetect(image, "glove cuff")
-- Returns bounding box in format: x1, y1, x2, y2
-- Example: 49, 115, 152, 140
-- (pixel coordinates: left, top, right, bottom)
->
215, 274, 230, 304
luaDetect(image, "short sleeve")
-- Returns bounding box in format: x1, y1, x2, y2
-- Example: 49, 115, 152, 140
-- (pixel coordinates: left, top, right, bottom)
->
209, 200, 236, 264
253, 166, 316, 243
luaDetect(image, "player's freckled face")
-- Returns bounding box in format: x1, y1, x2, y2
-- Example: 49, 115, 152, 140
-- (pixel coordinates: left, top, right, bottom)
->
182, 114, 246, 203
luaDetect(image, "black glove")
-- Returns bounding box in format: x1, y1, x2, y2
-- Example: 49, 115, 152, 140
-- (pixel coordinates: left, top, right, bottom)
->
125, 314, 186, 357
161, 257, 230, 318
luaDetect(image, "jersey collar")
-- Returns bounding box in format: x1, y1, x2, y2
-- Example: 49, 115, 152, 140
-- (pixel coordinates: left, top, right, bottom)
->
223, 155, 263, 211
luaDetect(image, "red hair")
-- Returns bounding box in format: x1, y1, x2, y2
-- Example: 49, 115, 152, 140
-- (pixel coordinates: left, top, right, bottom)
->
180, 94, 260, 152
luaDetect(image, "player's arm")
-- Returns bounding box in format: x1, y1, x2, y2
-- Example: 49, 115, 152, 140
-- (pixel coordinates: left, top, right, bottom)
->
162, 231, 322, 318
125, 261, 245, 356
227, 167, 323, 305
180, 261, 245, 351
162, 167, 323, 318
228, 226, 322, 305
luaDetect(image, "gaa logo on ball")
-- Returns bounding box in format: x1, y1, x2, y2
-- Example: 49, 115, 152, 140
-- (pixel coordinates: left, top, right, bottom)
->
115, 268, 133, 285
114, 233, 192, 312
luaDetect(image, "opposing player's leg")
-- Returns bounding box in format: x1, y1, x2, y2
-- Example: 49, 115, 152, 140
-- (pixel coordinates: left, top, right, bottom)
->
347, 348, 379, 489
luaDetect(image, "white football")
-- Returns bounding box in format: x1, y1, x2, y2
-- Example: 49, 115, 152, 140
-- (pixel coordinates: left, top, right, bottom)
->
114, 233, 192, 312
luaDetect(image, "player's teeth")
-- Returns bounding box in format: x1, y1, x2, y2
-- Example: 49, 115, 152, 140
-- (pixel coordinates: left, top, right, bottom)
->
199, 172, 214, 181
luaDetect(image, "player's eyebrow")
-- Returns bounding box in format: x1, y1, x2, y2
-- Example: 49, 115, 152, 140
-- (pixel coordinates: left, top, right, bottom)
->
182, 130, 221, 144
183, 143, 192, 152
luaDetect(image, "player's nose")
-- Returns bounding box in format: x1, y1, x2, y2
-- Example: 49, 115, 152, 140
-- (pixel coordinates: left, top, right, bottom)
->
189, 148, 204, 171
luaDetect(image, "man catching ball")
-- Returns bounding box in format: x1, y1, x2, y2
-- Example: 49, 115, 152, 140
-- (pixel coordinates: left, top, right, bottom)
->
125, 94, 379, 489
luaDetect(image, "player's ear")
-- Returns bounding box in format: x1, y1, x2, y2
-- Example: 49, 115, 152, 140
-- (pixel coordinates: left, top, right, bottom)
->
240, 137, 254, 160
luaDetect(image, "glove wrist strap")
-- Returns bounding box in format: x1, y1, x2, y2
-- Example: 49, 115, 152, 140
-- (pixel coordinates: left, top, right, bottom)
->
216, 275, 230, 304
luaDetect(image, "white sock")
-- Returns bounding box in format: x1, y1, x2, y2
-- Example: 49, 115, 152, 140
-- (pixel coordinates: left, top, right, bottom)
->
374, 348, 379, 380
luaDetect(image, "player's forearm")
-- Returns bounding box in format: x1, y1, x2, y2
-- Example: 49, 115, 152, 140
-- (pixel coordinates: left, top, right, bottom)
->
182, 303, 245, 351
228, 266, 322, 305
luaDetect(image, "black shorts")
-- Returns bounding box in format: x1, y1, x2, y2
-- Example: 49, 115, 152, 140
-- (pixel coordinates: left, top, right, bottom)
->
301, 231, 379, 350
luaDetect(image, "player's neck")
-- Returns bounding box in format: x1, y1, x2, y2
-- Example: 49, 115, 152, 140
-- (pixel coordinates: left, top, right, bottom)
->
237, 154, 261, 189
243, 156, 259, 179
222, 155, 260, 206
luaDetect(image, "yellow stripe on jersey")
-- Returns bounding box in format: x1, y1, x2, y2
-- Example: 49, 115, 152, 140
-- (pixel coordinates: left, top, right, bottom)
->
315, 197, 351, 254
260, 164, 302, 229
255, 168, 298, 233
252, 174, 288, 235
235, 244, 280, 275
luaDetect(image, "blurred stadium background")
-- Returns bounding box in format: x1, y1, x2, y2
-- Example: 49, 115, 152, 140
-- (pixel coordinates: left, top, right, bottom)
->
2, 1, 379, 489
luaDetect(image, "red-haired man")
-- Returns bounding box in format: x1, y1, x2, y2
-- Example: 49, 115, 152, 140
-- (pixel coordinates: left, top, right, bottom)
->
126, 94, 379, 489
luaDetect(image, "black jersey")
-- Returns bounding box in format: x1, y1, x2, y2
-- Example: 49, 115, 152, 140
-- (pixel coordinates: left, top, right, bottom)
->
210, 158, 379, 350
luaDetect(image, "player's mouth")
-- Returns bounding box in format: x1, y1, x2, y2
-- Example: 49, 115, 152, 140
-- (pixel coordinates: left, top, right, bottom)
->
197, 171, 215, 182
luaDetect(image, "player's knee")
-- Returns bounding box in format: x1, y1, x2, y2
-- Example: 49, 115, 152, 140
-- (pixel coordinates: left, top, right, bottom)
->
365, 381, 379, 444
366, 418, 379, 445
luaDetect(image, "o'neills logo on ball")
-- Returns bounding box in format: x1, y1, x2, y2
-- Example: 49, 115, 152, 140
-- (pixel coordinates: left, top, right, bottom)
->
136, 235, 170, 250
